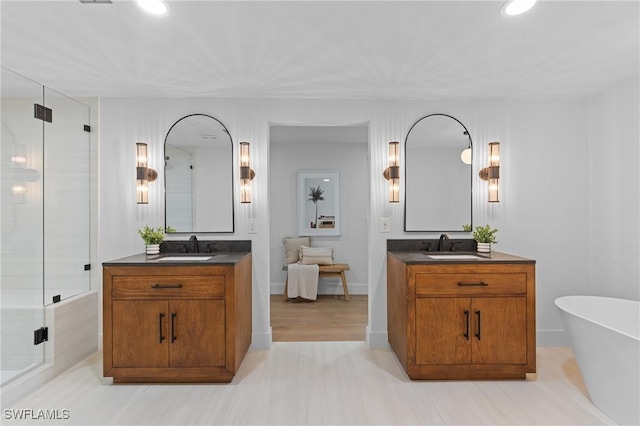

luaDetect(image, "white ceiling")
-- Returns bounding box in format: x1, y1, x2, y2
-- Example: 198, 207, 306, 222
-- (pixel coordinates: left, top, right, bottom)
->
1, 0, 638, 100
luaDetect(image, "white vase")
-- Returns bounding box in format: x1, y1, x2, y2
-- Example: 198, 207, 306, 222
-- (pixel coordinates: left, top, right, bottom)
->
477, 242, 491, 254
146, 244, 160, 255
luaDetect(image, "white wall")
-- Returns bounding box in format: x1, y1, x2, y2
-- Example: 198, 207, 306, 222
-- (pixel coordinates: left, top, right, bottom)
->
269, 141, 369, 295
194, 144, 233, 232
405, 145, 471, 230
368, 98, 592, 346
98, 92, 638, 349
587, 77, 640, 300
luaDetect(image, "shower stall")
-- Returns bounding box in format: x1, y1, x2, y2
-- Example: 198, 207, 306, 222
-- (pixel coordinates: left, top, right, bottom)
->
1, 67, 92, 386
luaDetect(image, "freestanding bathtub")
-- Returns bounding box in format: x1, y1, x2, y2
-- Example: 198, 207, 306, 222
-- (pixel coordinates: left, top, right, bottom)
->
555, 296, 639, 425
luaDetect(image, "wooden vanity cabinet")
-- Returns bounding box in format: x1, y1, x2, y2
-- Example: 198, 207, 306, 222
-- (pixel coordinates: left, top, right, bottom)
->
103, 254, 251, 383
387, 253, 535, 380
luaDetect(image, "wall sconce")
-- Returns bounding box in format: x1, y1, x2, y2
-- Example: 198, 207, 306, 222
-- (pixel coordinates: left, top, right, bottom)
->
460, 131, 472, 165
239, 141, 255, 204
479, 142, 500, 202
136, 142, 157, 205
383, 141, 400, 203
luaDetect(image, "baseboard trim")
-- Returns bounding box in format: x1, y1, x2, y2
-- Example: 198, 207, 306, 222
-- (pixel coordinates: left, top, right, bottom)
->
366, 327, 389, 349
251, 328, 272, 350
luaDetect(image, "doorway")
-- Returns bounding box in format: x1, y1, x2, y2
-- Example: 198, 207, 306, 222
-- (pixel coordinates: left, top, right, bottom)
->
268, 124, 370, 341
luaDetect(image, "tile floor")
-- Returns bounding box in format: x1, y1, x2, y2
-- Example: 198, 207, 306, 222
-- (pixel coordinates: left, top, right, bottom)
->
2, 343, 614, 425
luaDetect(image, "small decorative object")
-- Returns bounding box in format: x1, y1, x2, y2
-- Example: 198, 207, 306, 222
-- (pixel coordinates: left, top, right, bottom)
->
472, 224, 498, 254
138, 225, 175, 255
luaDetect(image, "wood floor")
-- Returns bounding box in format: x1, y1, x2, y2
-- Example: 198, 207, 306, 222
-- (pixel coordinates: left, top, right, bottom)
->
271, 294, 368, 342
3, 345, 615, 425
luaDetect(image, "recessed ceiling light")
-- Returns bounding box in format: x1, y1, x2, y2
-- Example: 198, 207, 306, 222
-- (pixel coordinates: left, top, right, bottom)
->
501, 0, 537, 17
135, 0, 168, 16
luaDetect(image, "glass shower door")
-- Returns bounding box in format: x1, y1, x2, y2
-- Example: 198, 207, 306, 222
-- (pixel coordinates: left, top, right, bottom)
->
0, 68, 46, 384
43, 87, 91, 304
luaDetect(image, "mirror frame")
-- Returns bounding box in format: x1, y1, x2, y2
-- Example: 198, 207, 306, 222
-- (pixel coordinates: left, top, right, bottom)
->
164, 113, 235, 233
403, 113, 473, 232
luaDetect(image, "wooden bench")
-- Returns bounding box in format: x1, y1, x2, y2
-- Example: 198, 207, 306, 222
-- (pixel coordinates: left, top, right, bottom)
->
283, 263, 350, 301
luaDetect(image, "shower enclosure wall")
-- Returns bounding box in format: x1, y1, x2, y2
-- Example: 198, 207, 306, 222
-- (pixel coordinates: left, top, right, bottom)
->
1, 67, 91, 386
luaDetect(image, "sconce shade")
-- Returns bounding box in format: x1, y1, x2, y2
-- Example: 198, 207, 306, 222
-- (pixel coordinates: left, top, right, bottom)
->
489, 141, 500, 167
460, 147, 472, 165
136, 142, 148, 168
488, 179, 499, 203
240, 184, 252, 204
240, 142, 250, 168
136, 180, 149, 204
479, 142, 500, 203
239, 142, 254, 203
136, 142, 149, 204
384, 141, 400, 203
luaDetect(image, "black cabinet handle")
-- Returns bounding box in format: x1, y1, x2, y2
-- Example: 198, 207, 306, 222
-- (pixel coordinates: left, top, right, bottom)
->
464, 310, 470, 340
158, 313, 165, 343
458, 282, 488, 287
171, 312, 177, 342
151, 284, 183, 289
475, 310, 481, 340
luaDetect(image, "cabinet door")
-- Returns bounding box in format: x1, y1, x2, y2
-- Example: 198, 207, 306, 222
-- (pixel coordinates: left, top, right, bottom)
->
416, 297, 472, 365
471, 297, 527, 364
169, 300, 226, 368
112, 300, 169, 368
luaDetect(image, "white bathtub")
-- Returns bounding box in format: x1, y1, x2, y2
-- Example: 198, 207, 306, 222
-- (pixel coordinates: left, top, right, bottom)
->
0, 304, 43, 374
555, 296, 639, 425
0, 290, 99, 409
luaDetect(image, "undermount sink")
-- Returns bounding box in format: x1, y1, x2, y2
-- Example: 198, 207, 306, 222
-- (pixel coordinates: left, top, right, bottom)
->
158, 256, 213, 261
427, 254, 481, 260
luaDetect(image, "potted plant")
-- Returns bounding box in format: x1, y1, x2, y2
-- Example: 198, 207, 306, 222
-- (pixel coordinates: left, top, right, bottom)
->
138, 225, 175, 254
472, 224, 498, 254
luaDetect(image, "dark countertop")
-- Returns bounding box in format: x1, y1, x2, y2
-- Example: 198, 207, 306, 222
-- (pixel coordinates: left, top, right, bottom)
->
388, 250, 535, 265
103, 252, 251, 267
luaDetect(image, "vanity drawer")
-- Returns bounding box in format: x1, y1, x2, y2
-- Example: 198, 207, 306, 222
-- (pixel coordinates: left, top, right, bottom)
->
415, 273, 526, 296
112, 275, 225, 298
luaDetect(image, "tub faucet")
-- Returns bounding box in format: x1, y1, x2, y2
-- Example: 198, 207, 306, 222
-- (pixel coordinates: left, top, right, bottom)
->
437, 233, 449, 251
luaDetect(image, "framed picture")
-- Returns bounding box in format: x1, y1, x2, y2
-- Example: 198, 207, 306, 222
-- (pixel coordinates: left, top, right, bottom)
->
297, 170, 342, 236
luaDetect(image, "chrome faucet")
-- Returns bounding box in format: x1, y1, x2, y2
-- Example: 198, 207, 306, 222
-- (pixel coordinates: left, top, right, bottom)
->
437, 233, 449, 251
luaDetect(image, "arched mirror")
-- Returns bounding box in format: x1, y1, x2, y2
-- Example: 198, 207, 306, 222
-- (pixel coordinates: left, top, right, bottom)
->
164, 114, 234, 233
404, 114, 472, 232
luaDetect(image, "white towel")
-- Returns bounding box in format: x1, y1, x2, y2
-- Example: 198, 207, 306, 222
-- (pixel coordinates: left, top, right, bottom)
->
287, 263, 319, 300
